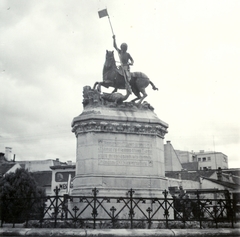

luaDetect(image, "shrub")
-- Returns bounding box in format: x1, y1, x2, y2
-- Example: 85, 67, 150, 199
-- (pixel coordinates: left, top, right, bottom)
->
0, 168, 46, 226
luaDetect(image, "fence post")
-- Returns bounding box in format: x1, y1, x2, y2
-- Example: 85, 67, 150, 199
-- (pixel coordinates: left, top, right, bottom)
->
214, 200, 218, 228
63, 194, 69, 220
163, 190, 169, 228
182, 198, 186, 228
233, 195, 238, 228
146, 207, 152, 229
110, 206, 116, 228
72, 206, 79, 228
53, 186, 60, 228
128, 189, 135, 229
196, 190, 202, 229
39, 196, 46, 228
224, 190, 234, 228
92, 188, 99, 229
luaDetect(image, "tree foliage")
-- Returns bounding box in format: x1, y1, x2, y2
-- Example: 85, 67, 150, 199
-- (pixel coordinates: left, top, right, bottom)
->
0, 168, 46, 225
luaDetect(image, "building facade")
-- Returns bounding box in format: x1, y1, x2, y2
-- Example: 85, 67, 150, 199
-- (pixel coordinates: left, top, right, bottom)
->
164, 141, 183, 171
50, 163, 75, 195
195, 150, 228, 170
174, 149, 228, 170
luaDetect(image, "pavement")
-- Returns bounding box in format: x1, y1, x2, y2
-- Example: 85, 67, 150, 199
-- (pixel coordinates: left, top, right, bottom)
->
0, 228, 240, 237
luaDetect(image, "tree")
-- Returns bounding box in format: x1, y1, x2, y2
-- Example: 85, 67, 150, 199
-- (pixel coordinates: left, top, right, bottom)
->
0, 168, 46, 226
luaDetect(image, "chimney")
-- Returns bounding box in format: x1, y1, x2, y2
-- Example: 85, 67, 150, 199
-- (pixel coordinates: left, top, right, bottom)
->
5, 147, 13, 161
217, 167, 222, 181
67, 160, 72, 165
166, 141, 171, 144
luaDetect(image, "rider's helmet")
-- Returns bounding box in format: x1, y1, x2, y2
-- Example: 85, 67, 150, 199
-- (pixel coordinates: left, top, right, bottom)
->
120, 43, 128, 51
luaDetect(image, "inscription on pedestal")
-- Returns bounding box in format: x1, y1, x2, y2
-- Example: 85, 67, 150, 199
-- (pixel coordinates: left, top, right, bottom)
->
98, 139, 153, 167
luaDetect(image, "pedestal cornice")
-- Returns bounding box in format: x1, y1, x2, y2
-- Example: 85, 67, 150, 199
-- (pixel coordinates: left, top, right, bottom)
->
72, 106, 168, 138
72, 118, 167, 138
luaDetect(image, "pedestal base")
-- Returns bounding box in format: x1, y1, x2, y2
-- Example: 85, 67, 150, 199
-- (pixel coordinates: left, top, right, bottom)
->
72, 88, 168, 197
72, 174, 168, 197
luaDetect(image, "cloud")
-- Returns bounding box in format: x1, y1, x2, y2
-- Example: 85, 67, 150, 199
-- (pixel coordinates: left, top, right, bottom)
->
0, 0, 239, 169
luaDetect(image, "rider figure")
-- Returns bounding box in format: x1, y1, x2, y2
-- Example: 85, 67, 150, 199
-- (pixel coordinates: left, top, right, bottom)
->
113, 35, 134, 82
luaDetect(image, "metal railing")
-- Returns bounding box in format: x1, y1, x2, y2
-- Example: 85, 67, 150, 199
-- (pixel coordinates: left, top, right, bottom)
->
1, 187, 239, 229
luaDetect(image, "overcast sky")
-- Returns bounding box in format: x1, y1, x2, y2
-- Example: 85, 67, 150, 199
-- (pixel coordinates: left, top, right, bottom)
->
0, 0, 239, 168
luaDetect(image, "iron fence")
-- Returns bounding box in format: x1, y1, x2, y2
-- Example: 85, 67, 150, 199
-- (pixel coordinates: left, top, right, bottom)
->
1, 187, 239, 229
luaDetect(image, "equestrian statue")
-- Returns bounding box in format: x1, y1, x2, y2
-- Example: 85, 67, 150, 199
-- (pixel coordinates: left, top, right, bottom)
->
93, 36, 158, 104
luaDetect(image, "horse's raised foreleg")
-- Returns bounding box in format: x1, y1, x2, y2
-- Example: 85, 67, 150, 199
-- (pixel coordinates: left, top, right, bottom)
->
93, 82, 99, 90
93, 82, 102, 92
98, 83, 102, 93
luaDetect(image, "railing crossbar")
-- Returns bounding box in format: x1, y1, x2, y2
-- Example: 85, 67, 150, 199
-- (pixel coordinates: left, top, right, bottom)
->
150, 200, 165, 219
114, 198, 131, 218
132, 199, 149, 219
95, 199, 112, 218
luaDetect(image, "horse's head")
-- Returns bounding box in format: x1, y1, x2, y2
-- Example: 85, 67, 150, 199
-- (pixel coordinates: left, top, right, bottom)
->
104, 50, 116, 69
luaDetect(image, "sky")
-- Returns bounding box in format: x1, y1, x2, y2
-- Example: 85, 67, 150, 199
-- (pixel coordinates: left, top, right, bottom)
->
0, 0, 239, 168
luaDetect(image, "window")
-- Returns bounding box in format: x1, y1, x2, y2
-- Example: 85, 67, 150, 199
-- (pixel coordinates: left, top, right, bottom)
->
55, 172, 75, 182
208, 166, 212, 169
207, 157, 211, 161
198, 158, 201, 162
202, 157, 206, 162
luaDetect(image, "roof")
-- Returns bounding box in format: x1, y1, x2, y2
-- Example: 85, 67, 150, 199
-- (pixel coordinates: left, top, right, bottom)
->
195, 151, 227, 156
165, 168, 240, 191
0, 154, 8, 163
0, 163, 16, 177
221, 169, 240, 185
201, 176, 240, 190
165, 170, 216, 182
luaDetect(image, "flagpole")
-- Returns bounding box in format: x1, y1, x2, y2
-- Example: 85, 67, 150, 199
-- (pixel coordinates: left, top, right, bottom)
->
98, 9, 131, 93
107, 15, 115, 36
107, 13, 131, 93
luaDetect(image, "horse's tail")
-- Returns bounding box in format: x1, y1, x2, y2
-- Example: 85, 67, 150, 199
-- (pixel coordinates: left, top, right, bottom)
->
149, 81, 158, 91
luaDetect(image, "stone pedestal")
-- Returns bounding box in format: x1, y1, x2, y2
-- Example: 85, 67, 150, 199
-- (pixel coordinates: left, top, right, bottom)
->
71, 86, 168, 197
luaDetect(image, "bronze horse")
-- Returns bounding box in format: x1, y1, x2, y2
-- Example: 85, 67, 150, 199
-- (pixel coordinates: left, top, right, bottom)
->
93, 50, 158, 104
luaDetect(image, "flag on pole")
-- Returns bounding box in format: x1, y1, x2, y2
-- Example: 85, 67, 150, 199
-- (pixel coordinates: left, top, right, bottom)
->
66, 174, 71, 194
98, 9, 108, 18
